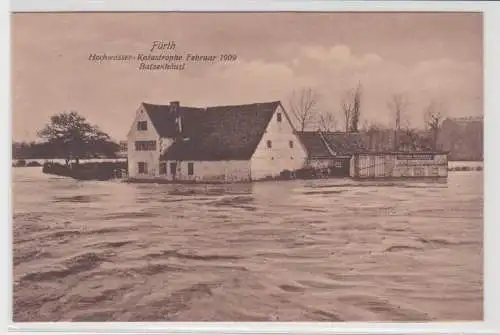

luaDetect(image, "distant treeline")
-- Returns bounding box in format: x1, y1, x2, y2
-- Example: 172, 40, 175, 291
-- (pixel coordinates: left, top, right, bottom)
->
13, 117, 482, 162
356, 120, 483, 161
12, 140, 120, 160
439, 118, 483, 161
340, 117, 483, 161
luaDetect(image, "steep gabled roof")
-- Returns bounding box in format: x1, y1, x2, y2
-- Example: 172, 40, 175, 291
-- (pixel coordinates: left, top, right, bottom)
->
142, 103, 204, 137
296, 131, 368, 158
141, 101, 281, 161
321, 132, 367, 155
295, 131, 332, 159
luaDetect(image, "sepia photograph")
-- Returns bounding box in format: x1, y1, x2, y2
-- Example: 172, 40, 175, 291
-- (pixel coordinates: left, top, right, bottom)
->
11, 11, 483, 322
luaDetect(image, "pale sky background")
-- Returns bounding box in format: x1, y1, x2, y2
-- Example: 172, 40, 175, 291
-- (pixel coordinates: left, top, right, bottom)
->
11, 12, 482, 142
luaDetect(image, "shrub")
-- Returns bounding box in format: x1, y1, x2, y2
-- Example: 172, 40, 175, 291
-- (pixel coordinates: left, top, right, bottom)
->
14, 159, 26, 167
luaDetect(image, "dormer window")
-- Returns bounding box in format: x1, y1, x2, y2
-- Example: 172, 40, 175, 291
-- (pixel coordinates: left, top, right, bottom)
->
277, 113, 282, 122
137, 121, 147, 131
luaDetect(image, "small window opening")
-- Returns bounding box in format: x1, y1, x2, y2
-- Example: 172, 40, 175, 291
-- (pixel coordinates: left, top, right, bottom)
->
137, 121, 147, 131
138, 162, 148, 174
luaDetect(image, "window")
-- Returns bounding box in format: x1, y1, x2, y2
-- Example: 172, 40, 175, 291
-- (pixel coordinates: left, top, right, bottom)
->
277, 113, 282, 122
119, 141, 128, 151
188, 162, 194, 176
159, 162, 167, 175
138, 162, 148, 174
170, 162, 177, 175
137, 121, 147, 131
267, 140, 272, 148
289, 140, 294, 148
135, 140, 157, 151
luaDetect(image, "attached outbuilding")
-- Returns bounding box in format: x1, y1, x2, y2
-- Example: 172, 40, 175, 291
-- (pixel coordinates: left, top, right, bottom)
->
296, 131, 362, 177
297, 131, 448, 179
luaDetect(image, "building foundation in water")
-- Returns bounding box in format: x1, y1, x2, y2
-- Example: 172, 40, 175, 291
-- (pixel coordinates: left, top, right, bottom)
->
350, 152, 448, 179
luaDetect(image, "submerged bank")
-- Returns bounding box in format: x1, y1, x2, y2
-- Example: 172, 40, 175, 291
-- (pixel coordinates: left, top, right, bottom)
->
42, 162, 127, 181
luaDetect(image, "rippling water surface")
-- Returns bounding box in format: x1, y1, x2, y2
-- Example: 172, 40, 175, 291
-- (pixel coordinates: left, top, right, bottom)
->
12, 168, 483, 322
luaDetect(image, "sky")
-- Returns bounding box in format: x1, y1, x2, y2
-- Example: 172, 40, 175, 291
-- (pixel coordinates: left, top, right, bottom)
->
11, 12, 482, 142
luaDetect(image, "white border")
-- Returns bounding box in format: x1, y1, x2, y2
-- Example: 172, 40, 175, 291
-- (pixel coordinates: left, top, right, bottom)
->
5, 0, 499, 13
4, 1, 500, 334
2, 0, 12, 332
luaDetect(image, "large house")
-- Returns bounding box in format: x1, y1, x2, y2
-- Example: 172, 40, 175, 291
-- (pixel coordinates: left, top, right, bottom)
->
127, 100, 448, 183
127, 100, 308, 182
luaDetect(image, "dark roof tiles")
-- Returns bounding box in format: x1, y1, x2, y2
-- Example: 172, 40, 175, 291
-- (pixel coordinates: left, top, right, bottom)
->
322, 132, 367, 155
296, 131, 368, 158
141, 101, 281, 161
295, 131, 332, 158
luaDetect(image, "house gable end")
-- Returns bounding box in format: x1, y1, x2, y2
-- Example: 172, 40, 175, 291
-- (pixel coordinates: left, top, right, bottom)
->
250, 103, 308, 179
247, 103, 279, 158
276, 103, 311, 158
127, 103, 161, 140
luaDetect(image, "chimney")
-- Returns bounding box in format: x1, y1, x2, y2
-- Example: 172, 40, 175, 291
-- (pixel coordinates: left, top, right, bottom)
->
170, 101, 180, 111
170, 101, 182, 134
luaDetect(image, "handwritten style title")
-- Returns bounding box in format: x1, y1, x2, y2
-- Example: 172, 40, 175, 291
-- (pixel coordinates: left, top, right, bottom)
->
87, 40, 238, 71
150, 40, 176, 52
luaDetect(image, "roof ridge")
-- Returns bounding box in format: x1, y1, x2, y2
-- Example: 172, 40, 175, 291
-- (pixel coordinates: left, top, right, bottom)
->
142, 100, 278, 161
206, 101, 280, 109
318, 130, 337, 156
142, 100, 280, 110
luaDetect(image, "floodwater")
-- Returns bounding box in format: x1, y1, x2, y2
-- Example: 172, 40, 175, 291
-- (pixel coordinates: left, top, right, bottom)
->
12, 167, 483, 322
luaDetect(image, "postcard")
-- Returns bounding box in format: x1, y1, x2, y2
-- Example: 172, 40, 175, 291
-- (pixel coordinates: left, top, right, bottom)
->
11, 11, 483, 323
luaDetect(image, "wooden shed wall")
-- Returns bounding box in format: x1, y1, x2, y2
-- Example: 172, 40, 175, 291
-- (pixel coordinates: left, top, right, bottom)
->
351, 153, 448, 179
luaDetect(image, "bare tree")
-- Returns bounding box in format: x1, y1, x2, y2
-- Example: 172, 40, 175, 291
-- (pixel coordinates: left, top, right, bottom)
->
364, 121, 382, 151
341, 94, 353, 133
288, 88, 319, 132
319, 111, 338, 132
399, 127, 421, 152
387, 93, 410, 151
424, 99, 446, 150
351, 82, 362, 132
341, 82, 362, 133
387, 93, 410, 129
